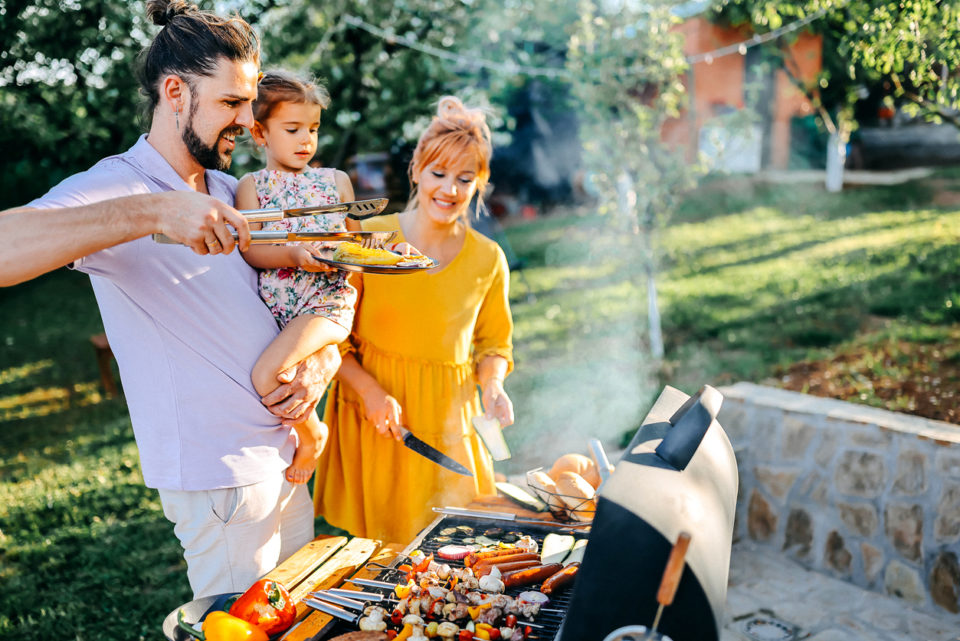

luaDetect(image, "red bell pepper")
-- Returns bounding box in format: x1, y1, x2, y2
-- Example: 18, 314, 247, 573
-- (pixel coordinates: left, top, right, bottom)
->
228, 579, 296, 636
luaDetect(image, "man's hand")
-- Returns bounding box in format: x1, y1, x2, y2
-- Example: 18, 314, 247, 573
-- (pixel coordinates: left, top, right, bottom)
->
261, 344, 341, 426
155, 191, 251, 255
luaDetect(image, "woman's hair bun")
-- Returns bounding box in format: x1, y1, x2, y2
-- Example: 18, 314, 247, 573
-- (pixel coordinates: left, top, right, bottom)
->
146, 0, 198, 27
436, 96, 486, 128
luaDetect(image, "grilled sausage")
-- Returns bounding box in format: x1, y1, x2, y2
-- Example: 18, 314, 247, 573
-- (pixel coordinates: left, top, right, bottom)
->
472, 552, 541, 573
475, 559, 540, 577
541, 561, 580, 594
501, 563, 564, 588
465, 547, 523, 567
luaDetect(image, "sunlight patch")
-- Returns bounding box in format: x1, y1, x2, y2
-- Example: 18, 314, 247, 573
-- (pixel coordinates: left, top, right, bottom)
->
0, 382, 104, 421
0, 360, 54, 386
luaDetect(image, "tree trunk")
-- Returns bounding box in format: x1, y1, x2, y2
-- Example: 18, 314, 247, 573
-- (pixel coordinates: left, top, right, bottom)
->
646, 259, 664, 360
825, 130, 847, 193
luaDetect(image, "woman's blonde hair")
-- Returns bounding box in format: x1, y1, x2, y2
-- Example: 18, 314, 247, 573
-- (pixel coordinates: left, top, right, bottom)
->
406, 96, 493, 220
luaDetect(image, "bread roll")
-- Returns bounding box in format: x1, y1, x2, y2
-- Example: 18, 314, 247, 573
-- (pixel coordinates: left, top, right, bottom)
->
554, 471, 596, 521
526, 470, 564, 510
549, 453, 601, 489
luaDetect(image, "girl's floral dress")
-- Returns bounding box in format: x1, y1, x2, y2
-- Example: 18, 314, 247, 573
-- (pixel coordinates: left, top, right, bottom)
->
253, 166, 357, 330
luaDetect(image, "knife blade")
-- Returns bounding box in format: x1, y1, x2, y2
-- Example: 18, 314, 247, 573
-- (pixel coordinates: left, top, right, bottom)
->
398, 427, 473, 477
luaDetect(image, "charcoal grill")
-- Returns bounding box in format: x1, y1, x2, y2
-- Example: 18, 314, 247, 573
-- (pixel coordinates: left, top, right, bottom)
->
325, 513, 586, 639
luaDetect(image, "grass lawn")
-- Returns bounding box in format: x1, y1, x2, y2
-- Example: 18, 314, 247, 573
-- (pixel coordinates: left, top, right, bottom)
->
2, 171, 960, 638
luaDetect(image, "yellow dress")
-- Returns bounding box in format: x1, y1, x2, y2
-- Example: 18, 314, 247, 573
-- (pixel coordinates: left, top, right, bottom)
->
314, 214, 514, 543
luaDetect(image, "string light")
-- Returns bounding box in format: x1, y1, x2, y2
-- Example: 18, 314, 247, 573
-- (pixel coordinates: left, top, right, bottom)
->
344, 4, 837, 79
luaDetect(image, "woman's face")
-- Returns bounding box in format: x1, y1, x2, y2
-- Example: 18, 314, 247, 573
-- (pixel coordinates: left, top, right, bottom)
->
415, 152, 480, 226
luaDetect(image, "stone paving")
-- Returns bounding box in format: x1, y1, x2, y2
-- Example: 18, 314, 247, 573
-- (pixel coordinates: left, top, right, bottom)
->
722, 541, 959, 641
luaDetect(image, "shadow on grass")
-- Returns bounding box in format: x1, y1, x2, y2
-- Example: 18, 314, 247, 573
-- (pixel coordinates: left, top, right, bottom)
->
663, 211, 941, 278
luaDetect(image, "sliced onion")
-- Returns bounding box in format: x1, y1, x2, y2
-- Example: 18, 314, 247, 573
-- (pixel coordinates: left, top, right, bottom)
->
428, 586, 447, 599
517, 590, 550, 605
436, 544, 472, 560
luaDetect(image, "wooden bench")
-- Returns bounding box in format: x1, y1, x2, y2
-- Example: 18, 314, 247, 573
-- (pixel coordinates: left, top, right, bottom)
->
90, 332, 119, 397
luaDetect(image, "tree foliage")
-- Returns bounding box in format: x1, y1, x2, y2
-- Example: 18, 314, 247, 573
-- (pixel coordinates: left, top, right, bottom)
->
0, 0, 152, 208
717, 0, 960, 128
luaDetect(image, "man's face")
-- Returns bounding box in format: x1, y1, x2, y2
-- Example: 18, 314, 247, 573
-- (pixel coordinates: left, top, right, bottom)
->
181, 57, 258, 171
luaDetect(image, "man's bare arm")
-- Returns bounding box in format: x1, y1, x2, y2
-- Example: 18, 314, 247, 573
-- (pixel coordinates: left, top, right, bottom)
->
0, 191, 251, 287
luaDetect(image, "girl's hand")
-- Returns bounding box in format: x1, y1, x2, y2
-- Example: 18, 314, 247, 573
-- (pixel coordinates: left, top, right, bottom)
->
290, 246, 335, 273
481, 378, 515, 428
362, 387, 406, 441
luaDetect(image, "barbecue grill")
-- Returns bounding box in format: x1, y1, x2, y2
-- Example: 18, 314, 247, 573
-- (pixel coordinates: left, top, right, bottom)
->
325, 513, 585, 639
557, 385, 737, 641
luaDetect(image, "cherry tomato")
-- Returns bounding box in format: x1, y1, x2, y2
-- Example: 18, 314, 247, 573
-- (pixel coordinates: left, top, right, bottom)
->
504, 614, 517, 628
458, 630, 474, 641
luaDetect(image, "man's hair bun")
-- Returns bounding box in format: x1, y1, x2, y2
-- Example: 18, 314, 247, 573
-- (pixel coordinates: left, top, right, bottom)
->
146, 0, 198, 27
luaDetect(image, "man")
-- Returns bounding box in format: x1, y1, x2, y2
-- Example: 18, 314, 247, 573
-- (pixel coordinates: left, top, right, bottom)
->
0, 2, 339, 598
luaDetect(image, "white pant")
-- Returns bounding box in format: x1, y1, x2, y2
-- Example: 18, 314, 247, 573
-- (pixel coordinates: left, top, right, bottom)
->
158, 475, 314, 599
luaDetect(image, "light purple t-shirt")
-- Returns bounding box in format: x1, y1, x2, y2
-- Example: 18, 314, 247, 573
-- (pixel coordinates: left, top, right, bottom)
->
27, 135, 295, 491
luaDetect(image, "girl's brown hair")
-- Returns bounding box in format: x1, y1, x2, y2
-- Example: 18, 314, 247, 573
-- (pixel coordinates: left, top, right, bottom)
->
407, 96, 493, 219
140, 0, 260, 114
253, 70, 331, 123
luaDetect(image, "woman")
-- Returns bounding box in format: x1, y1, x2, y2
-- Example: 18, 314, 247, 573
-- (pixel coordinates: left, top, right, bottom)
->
314, 96, 515, 543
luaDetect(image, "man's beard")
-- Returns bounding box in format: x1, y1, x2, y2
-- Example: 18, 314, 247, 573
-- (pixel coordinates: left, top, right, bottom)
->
182, 105, 242, 171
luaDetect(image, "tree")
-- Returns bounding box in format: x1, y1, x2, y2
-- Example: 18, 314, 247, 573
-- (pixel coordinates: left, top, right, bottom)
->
0, 0, 152, 208
566, 0, 703, 360
717, 0, 960, 189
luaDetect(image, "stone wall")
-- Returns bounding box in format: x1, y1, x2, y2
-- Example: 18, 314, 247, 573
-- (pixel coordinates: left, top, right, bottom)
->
717, 382, 960, 616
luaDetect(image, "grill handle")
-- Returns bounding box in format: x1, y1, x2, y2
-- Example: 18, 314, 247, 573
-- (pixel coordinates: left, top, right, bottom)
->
654, 385, 723, 471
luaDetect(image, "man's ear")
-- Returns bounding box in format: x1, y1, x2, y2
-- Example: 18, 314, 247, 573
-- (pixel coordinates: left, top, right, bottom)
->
160, 74, 188, 114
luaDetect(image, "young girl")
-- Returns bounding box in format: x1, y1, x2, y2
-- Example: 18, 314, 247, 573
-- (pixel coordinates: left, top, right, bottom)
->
236, 70, 358, 484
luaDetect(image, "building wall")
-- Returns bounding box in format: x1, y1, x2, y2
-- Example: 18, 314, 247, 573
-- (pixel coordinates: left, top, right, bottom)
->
718, 382, 960, 617
665, 18, 821, 170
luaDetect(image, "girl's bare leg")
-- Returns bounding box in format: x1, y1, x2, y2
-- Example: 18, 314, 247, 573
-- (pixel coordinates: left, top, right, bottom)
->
252, 315, 349, 484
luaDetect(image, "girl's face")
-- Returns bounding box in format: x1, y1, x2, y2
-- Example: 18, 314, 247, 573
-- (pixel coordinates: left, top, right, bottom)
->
253, 101, 322, 173
414, 152, 481, 227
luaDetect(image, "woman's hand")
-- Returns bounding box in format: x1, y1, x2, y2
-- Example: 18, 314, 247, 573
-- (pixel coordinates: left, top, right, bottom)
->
362, 386, 406, 441
481, 378, 515, 428
388, 241, 422, 256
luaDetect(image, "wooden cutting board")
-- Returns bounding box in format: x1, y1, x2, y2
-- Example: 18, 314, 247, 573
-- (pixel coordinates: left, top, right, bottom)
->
280, 537, 397, 641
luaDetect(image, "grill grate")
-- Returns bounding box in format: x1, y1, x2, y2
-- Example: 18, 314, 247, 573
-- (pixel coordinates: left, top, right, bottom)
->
325, 515, 583, 640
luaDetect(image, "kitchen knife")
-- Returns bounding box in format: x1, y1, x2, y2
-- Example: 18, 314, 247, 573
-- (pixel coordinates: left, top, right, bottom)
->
397, 427, 473, 477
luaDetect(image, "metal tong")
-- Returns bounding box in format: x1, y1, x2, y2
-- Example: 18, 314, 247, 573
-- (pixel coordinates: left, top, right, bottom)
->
152, 197, 390, 245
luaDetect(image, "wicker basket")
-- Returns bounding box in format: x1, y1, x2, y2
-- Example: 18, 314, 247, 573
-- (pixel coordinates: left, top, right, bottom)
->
526, 468, 595, 523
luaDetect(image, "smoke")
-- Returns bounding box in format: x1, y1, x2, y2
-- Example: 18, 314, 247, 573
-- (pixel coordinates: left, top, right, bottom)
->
501, 216, 660, 474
